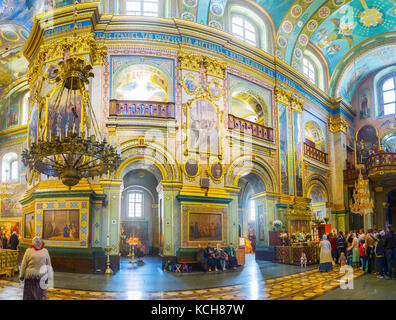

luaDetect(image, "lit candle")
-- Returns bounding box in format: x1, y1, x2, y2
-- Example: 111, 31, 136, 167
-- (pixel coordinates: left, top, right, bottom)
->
107, 235, 110, 246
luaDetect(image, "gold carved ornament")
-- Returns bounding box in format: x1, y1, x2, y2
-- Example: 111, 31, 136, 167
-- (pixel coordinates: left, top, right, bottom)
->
274, 85, 292, 105
178, 51, 203, 72
27, 33, 107, 90
328, 116, 348, 134
291, 95, 304, 113
203, 56, 227, 79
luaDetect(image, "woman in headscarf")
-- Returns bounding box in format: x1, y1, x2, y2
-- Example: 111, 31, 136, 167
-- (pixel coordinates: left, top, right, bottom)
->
351, 233, 360, 268
20, 237, 52, 300
319, 235, 333, 272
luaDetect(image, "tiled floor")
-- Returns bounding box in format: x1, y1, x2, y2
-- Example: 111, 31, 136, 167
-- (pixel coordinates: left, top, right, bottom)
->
0, 254, 375, 300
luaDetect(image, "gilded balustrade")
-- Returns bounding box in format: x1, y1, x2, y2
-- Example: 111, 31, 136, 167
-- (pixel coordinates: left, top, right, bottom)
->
228, 114, 274, 142
109, 100, 175, 119
365, 152, 396, 178
304, 143, 328, 164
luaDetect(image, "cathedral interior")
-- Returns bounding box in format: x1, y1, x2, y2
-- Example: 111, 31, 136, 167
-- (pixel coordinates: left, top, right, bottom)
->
0, 0, 395, 301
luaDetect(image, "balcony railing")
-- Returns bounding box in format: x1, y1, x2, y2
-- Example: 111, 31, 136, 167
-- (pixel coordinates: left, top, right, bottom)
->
304, 143, 328, 164
228, 114, 274, 142
109, 100, 175, 119
366, 152, 396, 177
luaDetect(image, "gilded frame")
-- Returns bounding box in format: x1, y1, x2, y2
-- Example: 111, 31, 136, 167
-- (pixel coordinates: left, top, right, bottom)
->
207, 160, 225, 184
207, 78, 224, 100
182, 156, 201, 182
181, 72, 201, 96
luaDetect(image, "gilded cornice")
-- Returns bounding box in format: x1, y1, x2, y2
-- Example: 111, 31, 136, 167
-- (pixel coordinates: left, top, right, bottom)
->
291, 95, 304, 113
27, 33, 107, 88
203, 56, 227, 79
328, 114, 348, 134
178, 51, 203, 72
274, 85, 291, 105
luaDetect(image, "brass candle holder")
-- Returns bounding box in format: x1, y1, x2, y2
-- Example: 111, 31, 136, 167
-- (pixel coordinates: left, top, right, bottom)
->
129, 243, 137, 263
104, 246, 113, 274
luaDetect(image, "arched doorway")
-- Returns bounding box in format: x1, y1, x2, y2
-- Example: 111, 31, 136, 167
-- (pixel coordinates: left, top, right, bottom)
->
386, 189, 396, 226
120, 169, 159, 256
238, 172, 267, 252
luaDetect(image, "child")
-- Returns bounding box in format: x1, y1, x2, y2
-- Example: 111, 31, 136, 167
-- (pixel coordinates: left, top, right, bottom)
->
358, 239, 365, 270
339, 251, 347, 266
300, 252, 307, 268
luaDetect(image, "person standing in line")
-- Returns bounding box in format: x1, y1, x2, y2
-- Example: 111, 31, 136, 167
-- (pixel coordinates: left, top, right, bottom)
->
9, 230, 19, 250
20, 237, 52, 300
351, 233, 360, 269
319, 235, 333, 272
329, 233, 338, 264
375, 232, 386, 279
384, 225, 394, 280
365, 229, 375, 273
336, 231, 346, 264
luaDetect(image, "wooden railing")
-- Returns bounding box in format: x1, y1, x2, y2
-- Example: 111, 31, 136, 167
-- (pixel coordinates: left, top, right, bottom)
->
109, 100, 175, 119
304, 143, 328, 164
366, 152, 396, 177
228, 114, 274, 142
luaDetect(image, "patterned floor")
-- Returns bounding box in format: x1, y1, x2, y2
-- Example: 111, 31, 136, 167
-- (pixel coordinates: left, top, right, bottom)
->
0, 266, 365, 300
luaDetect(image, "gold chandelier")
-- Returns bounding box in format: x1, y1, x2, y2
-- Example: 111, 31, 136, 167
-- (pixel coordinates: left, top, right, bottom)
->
350, 165, 374, 216
22, 2, 121, 188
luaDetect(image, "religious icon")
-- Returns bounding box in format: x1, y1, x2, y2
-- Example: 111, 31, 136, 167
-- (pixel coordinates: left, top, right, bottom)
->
358, 88, 370, 119
355, 125, 379, 164
42, 209, 80, 241
183, 74, 199, 94
24, 212, 35, 239
208, 80, 223, 99
188, 213, 222, 241
188, 100, 219, 155
28, 102, 38, 146
210, 161, 223, 181
184, 158, 199, 178
8, 105, 18, 127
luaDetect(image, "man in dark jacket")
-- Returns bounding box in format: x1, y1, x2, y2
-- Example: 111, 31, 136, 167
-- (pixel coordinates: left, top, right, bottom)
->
384, 225, 394, 279
375, 232, 386, 278
9, 231, 19, 250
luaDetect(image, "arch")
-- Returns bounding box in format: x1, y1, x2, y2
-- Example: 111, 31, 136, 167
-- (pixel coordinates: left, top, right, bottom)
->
116, 140, 180, 181
2, 152, 18, 183
382, 132, 396, 153
226, 155, 278, 192
304, 174, 331, 204
304, 120, 326, 152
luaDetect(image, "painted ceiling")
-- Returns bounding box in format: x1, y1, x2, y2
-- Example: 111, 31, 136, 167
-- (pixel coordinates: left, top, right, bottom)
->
0, 0, 395, 109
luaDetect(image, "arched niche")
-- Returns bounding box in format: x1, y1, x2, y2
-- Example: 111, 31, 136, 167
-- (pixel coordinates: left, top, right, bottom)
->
229, 87, 270, 126
113, 64, 170, 102
304, 120, 326, 152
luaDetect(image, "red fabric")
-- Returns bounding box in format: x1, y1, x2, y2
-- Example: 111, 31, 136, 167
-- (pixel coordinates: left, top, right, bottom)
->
330, 237, 337, 251
358, 244, 364, 257
30, 243, 45, 251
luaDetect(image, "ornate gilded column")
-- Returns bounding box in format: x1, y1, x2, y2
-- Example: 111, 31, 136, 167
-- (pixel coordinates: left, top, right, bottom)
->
328, 113, 348, 232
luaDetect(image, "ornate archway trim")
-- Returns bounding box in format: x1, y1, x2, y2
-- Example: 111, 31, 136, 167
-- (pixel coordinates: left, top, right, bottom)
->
304, 173, 331, 203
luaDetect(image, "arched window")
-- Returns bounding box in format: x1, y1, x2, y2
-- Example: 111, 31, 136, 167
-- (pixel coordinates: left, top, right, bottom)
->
128, 191, 144, 218
231, 15, 257, 46
379, 74, 396, 116
303, 57, 316, 85
2, 152, 18, 183
126, 0, 159, 16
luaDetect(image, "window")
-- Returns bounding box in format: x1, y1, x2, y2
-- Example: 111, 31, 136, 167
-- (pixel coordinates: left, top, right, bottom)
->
303, 57, 316, 84
380, 74, 396, 116
128, 191, 143, 218
126, 0, 159, 17
249, 199, 255, 221
2, 152, 18, 183
231, 15, 257, 46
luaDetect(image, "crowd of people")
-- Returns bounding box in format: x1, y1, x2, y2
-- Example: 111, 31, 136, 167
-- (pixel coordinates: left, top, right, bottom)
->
319, 225, 396, 279
196, 242, 239, 272
0, 230, 19, 250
